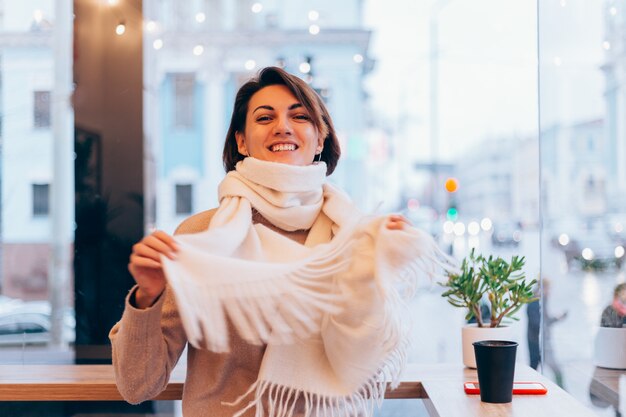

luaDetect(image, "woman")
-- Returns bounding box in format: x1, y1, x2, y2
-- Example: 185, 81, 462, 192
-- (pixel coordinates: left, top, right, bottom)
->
110, 67, 447, 417
600, 283, 626, 328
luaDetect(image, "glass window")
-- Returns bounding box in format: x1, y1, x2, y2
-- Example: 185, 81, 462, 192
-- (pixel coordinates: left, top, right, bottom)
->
33, 91, 51, 129
6, 0, 624, 416
539, 1, 626, 415
173, 73, 195, 129
1, 0, 75, 369
32, 183, 49, 216
175, 184, 193, 215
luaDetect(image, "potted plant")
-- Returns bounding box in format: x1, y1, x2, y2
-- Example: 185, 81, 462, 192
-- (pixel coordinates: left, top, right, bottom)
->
440, 249, 538, 367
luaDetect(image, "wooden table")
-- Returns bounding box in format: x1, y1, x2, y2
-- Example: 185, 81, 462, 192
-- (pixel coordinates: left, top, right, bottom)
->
0, 363, 599, 416
589, 366, 625, 411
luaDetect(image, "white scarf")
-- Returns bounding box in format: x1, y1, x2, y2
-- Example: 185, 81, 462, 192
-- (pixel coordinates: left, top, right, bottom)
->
161, 157, 453, 417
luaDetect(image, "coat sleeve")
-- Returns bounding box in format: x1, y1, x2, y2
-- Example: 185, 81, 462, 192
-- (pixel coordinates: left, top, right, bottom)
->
109, 285, 188, 404
109, 210, 216, 403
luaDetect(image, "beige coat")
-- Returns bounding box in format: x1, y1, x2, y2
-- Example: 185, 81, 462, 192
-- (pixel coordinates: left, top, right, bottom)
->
109, 209, 309, 417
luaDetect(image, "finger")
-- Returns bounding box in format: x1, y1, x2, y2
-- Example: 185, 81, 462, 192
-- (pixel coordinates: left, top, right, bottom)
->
129, 254, 162, 269
152, 230, 179, 252
386, 219, 405, 230
389, 214, 411, 225
142, 235, 178, 259
133, 243, 168, 262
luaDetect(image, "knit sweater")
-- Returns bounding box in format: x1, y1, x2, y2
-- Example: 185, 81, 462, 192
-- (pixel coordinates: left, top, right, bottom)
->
109, 209, 310, 417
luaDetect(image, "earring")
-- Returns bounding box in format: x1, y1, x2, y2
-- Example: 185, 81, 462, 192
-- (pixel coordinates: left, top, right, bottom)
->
315, 147, 323, 163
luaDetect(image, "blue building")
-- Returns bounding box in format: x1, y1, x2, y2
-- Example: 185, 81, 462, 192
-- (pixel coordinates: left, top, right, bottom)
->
143, 0, 374, 232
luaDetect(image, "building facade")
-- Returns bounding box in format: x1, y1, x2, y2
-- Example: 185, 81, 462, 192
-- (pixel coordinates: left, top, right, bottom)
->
0, 1, 55, 300
143, 0, 375, 233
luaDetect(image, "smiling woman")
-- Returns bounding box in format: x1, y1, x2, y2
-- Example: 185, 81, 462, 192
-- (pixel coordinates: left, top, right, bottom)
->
109, 66, 453, 417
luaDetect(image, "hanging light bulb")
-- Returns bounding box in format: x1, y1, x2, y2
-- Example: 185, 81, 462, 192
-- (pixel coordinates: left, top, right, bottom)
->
145, 20, 157, 32
115, 22, 126, 35
299, 62, 311, 74
193, 45, 204, 56
153, 39, 163, 50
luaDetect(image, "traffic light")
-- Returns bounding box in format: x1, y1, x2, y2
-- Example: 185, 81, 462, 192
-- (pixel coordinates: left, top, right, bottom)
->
445, 177, 458, 193
445, 178, 459, 220
446, 206, 458, 221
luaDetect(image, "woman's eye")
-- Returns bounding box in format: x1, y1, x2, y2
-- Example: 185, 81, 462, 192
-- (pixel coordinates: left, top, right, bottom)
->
294, 114, 311, 121
256, 116, 271, 122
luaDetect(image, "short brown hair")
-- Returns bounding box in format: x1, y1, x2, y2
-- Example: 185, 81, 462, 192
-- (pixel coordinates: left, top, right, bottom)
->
222, 67, 340, 175
615, 283, 626, 298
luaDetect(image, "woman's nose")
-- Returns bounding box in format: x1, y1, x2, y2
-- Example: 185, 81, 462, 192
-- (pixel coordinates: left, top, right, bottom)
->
273, 116, 292, 135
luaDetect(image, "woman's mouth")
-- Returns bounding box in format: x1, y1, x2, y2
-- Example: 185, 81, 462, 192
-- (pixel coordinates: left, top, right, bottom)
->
269, 143, 298, 152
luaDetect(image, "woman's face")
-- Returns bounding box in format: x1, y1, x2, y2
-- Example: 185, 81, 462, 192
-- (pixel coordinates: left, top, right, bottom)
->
235, 85, 323, 166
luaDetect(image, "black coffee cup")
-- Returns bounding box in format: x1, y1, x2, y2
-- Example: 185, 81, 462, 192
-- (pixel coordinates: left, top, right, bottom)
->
473, 340, 518, 403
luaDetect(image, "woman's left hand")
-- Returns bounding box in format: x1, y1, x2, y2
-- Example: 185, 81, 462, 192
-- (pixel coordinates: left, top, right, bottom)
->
386, 214, 411, 230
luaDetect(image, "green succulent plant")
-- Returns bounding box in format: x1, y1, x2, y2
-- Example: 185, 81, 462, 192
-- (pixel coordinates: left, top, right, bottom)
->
440, 249, 538, 328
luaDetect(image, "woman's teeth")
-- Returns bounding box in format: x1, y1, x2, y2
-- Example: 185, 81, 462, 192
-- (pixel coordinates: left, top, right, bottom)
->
271, 144, 296, 152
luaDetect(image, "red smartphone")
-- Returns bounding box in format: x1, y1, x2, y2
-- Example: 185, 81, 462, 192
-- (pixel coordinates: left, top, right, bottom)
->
464, 381, 548, 395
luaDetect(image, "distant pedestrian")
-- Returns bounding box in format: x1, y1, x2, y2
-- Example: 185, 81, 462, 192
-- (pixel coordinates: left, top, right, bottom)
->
600, 283, 626, 328
526, 278, 567, 388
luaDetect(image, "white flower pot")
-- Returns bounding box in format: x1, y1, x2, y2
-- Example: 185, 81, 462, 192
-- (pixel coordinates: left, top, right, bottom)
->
593, 326, 626, 369
462, 324, 515, 368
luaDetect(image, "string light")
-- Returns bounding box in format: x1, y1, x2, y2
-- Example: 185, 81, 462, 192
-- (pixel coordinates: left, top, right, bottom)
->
299, 62, 311, 74
115, 22, 126, 35
195, 12, 206, 23
308, 24, 320, 35
145, 20, 157, 32
251, 3, 263, 13
610, 6, 618, 16
153, 39, 163, 50
107, 0, 119, 5
308, 10, 319, 21
245, 60, 256, 70
353, 54, 364, 64
193, 45, 204, 56
603, 41, 611, 50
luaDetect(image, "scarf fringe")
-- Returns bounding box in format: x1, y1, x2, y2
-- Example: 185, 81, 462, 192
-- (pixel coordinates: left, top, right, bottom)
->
395, 229, 459, 299
170, 223, 361, 352
226, 338, 409, 417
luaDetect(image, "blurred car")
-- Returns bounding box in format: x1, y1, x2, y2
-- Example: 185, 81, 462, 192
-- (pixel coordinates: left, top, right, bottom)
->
0, 298, 75, 346
605, 213, 626, 244
491, 221, 522, 247
551, 221, 624, 270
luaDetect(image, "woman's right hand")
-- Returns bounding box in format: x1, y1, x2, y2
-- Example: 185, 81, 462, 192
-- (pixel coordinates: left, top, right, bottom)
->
128, 230, 178, 309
